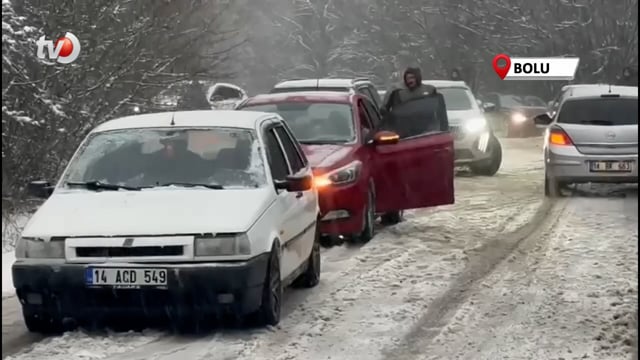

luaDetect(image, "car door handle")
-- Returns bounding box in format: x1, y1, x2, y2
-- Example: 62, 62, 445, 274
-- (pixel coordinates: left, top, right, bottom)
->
295, 192, 303, 198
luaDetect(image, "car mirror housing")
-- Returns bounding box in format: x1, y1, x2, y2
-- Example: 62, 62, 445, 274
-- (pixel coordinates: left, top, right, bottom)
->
533, 113, 553, 127
482, 102, 496, 112
372, 131, 400, 145
275, 174, 313, 192
27, 180, 54, 199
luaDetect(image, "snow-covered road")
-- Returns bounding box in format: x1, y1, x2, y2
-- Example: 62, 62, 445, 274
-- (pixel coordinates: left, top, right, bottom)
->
3, 137, 637, 360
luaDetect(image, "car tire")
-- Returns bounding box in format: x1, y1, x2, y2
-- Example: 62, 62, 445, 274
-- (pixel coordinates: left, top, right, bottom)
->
357, 188, 376, 243
319, 235, 334, 248
23, 312, 64, 334
544, 174, 564, 197
258, 243, 282, 326
293, 224, 321, 288
470, 135, 502, 176
380, 210, 403, 225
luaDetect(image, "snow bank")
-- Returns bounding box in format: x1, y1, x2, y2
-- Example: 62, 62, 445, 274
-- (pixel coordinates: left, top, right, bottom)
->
3, 251, 16, 297
2, 213, 29, 253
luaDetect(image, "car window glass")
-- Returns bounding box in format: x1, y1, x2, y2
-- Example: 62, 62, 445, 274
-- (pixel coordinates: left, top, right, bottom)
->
239, 102, 355, 144
361, 98, 381, 129
358, 86, 376, 105
525, 96, 546, 107
62, 128, 266, 189
381, 94, 448, 138
264, 129, 290, 180
274, 126, 304, 173
357, 100, 374, 132
367, 85, 383, 108
438, 88, 473, 110
557, 98, 638, 125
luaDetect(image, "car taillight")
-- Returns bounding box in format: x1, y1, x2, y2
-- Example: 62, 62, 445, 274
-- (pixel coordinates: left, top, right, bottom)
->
548, 129, 573, 146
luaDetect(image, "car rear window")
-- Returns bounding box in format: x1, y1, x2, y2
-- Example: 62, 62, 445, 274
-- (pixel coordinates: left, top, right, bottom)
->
240, 102, 355, 144
558, 98, 638, 125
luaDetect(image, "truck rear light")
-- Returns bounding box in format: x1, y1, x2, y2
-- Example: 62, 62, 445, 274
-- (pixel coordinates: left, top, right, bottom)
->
549, 129, 573, 146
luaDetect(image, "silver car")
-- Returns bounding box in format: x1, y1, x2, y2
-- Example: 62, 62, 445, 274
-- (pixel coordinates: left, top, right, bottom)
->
534, 84, 638, 196
423, 80, 503, 176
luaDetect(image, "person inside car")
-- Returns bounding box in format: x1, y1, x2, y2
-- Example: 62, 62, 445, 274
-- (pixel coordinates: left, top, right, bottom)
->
145, 132, 210, 185
382, 66, 436, 113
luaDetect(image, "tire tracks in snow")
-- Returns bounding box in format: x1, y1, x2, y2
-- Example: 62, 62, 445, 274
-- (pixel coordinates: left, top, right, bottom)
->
381, 197, 562, 360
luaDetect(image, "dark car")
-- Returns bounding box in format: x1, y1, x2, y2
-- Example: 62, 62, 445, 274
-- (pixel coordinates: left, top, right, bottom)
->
482, 92, 548, 138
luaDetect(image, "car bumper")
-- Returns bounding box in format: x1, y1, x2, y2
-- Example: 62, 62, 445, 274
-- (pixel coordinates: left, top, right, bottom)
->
12, 254, 269, 319
546, 146, 638, 183
317, 181, 367, 237
453, 130, 493, 164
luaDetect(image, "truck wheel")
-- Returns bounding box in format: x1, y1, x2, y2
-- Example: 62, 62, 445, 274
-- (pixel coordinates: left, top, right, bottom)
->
258, 243, 282, 326
381, 211, 403, 225
23, 312, 64, 334
470, 135, 502, 176
293, 224, 321, 288
357, 189, 376, 243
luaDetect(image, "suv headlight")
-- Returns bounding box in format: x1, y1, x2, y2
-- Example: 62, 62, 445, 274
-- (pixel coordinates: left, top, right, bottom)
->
194, 233, 251, 256
464, 117, 487, 132
511, 112, 527, 124
15, 237, 65, 259
314, 160, 362, 188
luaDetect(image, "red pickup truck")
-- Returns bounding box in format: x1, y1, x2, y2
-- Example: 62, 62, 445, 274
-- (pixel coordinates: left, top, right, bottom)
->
237, 91, 454, 246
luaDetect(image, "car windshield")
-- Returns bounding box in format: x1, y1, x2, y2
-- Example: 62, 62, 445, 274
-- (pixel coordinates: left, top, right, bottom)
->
241, 102, 355, 144
60, 127, 267, 189
499, 94, 525, 107
438, 88, 474, 111
558, 98, 638, 125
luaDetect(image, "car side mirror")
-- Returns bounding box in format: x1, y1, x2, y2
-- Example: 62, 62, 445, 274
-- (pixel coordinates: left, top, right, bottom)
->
482, 102, 496, 112
371, 131, 400, 145
27, 180, 54, 199
275, 174, 313, 192
533, 113, 553, 127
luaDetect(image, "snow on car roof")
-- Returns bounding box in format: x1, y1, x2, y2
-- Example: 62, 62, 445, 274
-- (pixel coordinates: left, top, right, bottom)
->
273, 79, 358, 88
93, 110, 278, 133
245, 91, 352, 105
421, 80, 470, 89
566, 84, 638, 99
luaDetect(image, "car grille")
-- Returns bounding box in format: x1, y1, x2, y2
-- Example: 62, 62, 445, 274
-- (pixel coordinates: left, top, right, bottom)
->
449, 125, 465, 140
75, 246, 184, 258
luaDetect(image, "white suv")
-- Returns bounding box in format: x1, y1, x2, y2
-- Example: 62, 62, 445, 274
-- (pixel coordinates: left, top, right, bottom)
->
13, 110, 320, 332
423, 80, 503, 176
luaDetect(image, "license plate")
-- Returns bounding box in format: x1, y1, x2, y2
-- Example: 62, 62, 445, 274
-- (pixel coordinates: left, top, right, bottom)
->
85, 267, 167, 287
589, 161, 633, 172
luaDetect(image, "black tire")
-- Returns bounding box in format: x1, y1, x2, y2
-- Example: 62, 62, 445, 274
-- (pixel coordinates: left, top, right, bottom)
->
293, 224, 321, 288
319, 235, 334, 248
23, 312, 64, 334
357, 188, 376, 243
258, 243, 282, 326
380, 211, 403, 225
470, 135, 502, 176
544, 174, 564, 197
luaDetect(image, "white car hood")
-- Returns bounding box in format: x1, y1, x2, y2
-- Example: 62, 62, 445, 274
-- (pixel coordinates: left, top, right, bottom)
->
22, 188, 275, 238
447, 109, 484, 125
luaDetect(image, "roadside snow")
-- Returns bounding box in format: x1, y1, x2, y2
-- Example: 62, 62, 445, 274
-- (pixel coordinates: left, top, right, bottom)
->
2, 213, 28, 253
3, 251, 16, 297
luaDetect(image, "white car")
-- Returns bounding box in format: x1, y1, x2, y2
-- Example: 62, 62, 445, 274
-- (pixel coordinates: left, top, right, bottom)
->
13, 110, 320, 333
423, 80, 503, 176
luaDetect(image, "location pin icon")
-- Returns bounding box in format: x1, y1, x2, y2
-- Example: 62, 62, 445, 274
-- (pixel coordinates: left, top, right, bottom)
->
492, 54, 511, 80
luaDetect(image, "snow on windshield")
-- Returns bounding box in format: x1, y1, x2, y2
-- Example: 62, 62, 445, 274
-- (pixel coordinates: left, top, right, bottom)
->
60, 127, 267, 189
241, 103, 355, 144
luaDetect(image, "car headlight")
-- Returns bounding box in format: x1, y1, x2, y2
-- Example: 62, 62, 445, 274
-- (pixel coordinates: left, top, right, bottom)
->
194, 233, 251, 256
15, 237, 65, 259
314, 160, 362, 188
464, 117, 487, 132
511, 112, 527, 124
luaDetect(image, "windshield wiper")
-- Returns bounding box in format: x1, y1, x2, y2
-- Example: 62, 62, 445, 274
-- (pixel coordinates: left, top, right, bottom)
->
159, 182, 224, 189
66, 181, 142, 191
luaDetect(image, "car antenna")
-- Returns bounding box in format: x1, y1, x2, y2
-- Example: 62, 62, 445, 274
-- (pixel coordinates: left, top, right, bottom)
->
170, 112, 175, 126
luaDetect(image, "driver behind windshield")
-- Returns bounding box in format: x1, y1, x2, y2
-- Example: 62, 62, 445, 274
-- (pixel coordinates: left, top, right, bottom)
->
144, 132, 210, 185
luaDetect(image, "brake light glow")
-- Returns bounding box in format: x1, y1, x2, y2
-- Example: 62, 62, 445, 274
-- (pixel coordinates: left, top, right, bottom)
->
549, 130, 572, 145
